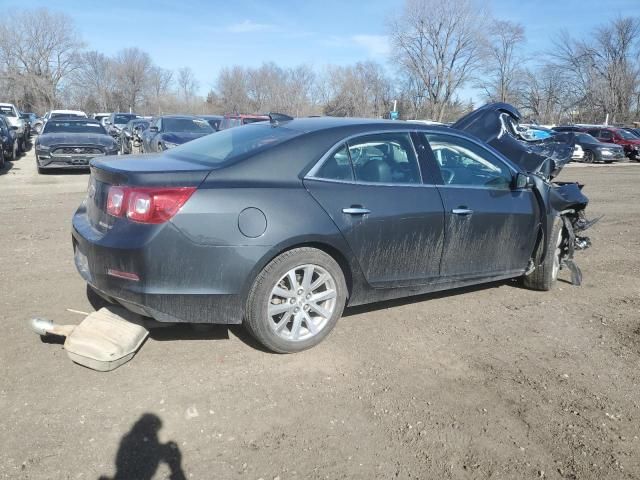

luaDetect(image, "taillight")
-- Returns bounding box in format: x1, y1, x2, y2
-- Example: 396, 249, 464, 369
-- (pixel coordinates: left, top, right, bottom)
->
106, 186, 126, 216
106, 186, 196, 224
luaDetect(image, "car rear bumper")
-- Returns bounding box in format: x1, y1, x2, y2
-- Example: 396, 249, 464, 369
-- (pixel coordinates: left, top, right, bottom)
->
71, 206, 270, 324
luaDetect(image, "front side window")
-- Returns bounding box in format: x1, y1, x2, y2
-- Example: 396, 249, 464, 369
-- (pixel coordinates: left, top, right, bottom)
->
348, 133, 421, 184
600, 130, 613, 141
424, 133, 513, 189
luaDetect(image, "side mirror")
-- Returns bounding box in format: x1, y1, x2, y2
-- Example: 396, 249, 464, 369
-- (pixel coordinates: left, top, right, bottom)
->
150, 126, 158, 132
513, 172, 532, 189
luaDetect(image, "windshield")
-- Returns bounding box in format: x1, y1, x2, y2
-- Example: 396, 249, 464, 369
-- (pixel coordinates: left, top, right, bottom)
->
167, 123, 300, 166
577, 133, 599, 144
114, 114, 139, 125
43, 121, 107, 135
163, 118, 213, 133
617, 129, 637, 140
0, 106, 16, 117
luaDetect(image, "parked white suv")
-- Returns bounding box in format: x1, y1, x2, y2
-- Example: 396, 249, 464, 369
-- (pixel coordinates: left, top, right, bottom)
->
0, 103, 26, 153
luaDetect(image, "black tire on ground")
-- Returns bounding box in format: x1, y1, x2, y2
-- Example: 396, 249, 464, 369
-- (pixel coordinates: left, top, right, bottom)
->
0, 150, 4, 170
244, 247, 348, 353
583, 150, 594, 163
19, 137, 26, 153
523, 220, 563, 291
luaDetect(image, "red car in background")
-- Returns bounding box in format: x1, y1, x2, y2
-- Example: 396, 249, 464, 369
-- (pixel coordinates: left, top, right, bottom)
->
219, 114, 269, 130
585, 127, 640, 161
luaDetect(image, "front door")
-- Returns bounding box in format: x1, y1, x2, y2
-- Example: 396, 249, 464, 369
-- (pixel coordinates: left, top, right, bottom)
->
421, 132, 538, 278
304, 132, 445, 287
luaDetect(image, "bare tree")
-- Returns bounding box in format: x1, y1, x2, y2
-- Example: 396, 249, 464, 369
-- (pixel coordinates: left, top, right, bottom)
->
322, 61, 392, 118
147, 67, 173, 114
553, 17, 640, 123
479, 20, 527, 104
216, 66, 250, 113
388, 0, 487, 121
113, 47, 152, 112
177, 67, 199, 103
71, 51, 114, 112
0, 8, 83, 111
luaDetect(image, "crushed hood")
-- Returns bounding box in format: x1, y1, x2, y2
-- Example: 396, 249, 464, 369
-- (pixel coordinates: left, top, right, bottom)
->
452, 103, 573, 179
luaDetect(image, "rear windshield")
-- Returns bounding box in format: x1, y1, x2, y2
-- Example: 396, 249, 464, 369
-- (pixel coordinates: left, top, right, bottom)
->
0, 106, 16, 117
43, 121, 107, 135
51, 112, 85, 119
166, 123, 301, 166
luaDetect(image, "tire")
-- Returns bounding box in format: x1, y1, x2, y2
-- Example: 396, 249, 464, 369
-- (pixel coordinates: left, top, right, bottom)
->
245, 247, 347, 353
523, 219, 563, 291
0, 149, 4, 170
19, 136, 26, 153
583, 150, 594, 163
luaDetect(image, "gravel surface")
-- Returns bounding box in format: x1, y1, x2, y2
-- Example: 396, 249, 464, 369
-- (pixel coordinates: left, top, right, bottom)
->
1, 145, 639, 480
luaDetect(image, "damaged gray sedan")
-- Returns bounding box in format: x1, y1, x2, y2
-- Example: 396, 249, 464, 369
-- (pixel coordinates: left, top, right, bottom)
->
72, 105, 595, 353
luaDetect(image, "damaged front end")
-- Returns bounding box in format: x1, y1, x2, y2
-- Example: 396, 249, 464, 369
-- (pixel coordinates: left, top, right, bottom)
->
453, 103, 599, 285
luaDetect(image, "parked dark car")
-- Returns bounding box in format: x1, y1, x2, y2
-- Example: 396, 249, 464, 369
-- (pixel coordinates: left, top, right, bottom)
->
105, 113, 141, 139
72, 105, 595, 353
0, 115, 19, 167
119, 119, 150, 154
200, 115, 223, 131
35, 118, 118, 173
585, 127, 640, 161
140, 115, 214, 153
21, 112, 37, 138
218, 113, 269, 130
552, 131, 625, 163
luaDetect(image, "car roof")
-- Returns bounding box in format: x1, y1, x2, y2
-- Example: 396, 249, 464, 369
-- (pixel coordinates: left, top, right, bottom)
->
51, 109, 87, 115
157, 114, 203, 119
47, 118, 100, 123
272, 116, 451, 134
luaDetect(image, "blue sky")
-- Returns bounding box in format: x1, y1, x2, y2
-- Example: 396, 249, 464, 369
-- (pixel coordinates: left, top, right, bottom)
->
3, 0, 639, 101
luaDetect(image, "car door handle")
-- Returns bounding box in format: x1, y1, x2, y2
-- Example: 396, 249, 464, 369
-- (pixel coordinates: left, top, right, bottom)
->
342, 207, 371, 215
452, 208, 473, 215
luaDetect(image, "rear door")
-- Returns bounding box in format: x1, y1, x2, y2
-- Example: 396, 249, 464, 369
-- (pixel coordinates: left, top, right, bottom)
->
420, 132, 538, 279
304, 131, 445, 287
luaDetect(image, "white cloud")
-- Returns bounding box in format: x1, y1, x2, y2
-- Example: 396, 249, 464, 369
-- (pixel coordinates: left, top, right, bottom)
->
227, 20, 279, 33
351, 34, 390, 57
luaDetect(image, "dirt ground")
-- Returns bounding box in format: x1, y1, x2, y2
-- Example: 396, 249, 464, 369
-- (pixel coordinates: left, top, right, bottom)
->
0, 143, 639, 480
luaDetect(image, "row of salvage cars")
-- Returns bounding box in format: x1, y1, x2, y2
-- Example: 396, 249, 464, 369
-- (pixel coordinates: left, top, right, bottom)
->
70, 103, 600, 353
34, 112, 270, 172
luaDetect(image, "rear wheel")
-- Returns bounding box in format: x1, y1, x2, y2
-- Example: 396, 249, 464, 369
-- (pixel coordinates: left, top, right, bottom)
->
245, 248, 347, 353
523, 220, 563, 291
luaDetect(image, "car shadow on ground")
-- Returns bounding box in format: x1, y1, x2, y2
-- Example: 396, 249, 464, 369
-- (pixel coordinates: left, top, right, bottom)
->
98, 413, 186, 480
0, 159, 15, 175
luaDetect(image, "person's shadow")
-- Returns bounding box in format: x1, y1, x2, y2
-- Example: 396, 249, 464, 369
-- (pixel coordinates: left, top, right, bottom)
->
99, 413, 186, 480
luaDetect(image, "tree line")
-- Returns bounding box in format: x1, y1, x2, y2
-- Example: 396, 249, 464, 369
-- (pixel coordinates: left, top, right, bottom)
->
0, 2, 639, 125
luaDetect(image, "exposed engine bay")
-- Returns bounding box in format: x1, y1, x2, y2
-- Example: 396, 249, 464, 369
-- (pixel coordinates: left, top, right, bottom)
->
453, 103, 600, 285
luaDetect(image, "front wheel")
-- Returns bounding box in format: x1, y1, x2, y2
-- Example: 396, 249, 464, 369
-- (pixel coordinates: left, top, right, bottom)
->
523, 220, 563, 291
583, 150, 594, 163
245, 248, 347, 353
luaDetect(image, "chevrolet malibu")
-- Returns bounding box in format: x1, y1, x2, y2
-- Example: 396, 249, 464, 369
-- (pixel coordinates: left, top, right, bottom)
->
72, 109, 593, 353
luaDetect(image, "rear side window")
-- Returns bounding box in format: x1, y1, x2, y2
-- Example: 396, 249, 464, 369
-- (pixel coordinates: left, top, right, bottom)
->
315, 144, 353, 181
348, 133, 421, 184
167, 123, 301, 166
424, 133, 513, 190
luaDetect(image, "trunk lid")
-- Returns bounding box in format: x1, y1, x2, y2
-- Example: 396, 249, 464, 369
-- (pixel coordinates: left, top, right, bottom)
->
86, 154, 211, 232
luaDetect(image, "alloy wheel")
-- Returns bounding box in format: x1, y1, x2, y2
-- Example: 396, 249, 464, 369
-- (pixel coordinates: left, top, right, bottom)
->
583, 150, 593, 163
268, 264, 337, 342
